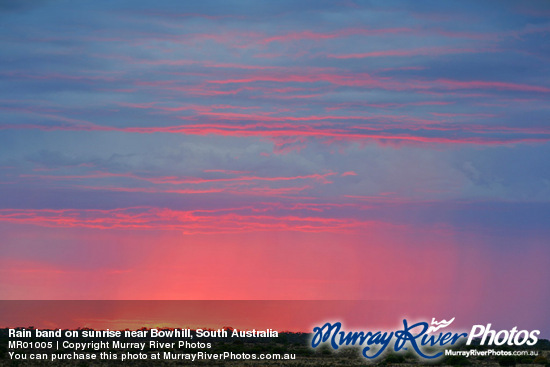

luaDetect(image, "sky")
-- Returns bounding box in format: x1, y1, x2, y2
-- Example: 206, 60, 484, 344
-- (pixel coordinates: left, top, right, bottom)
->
0, 0, 549, 334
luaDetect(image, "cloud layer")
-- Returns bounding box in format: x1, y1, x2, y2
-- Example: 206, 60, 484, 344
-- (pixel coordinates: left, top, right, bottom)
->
0, 0, 549, 334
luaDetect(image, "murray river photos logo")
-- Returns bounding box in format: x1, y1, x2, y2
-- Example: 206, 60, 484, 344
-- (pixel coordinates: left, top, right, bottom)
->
311, 318, 541, 360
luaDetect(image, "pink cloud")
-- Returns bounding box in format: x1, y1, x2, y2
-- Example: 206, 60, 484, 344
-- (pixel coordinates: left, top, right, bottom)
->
327, 47, 491, 59
0, 207, 372, 234
341, 171, 358, 176
258, 27, 413, 44
23, 171, 337, 185
434, 79, 550, 93
204, 72, 550, 94
3, 121, 549, 147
